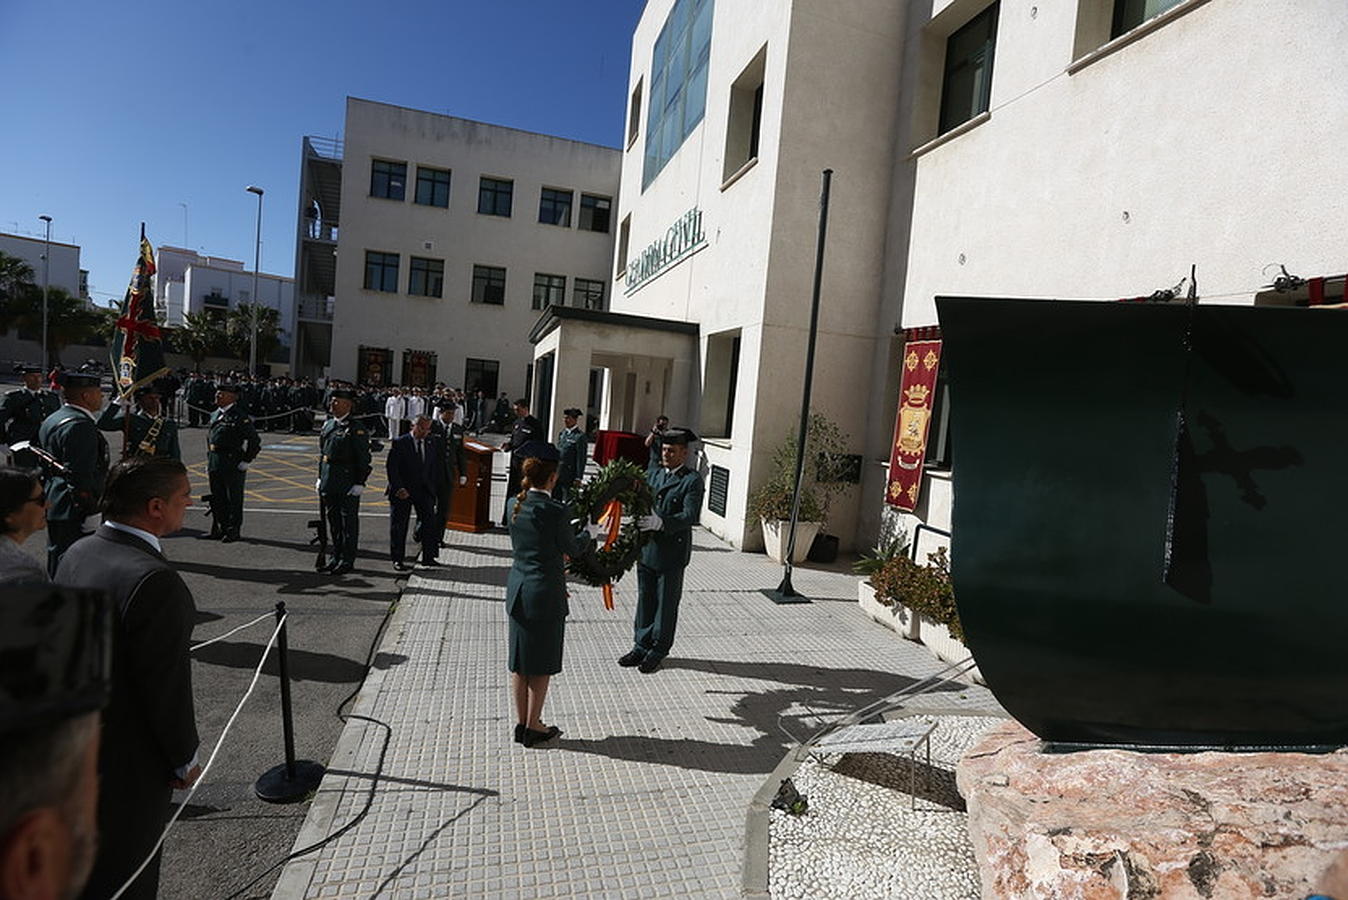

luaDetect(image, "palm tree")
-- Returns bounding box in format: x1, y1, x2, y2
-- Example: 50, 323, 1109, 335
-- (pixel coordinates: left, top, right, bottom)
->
225, 303, 281, 369
1, 284, 104, 364
174, 311, 224, 370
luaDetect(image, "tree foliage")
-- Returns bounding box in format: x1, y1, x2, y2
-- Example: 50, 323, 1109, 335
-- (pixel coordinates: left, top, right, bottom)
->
0, 251, 108, 363
224, 303, 281, 368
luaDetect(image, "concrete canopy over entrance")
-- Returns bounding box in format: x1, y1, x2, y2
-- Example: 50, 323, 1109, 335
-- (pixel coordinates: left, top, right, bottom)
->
528, 306, 699, 439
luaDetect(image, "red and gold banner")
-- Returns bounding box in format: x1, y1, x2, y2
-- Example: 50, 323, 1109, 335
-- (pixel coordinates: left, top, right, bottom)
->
886, 339, 942, 511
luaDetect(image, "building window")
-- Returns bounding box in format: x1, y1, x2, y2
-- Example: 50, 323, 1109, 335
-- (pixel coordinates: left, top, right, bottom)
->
578, 194, 612, 233
370, 160, 406, 200
464, 357, 499, 397
574, 278, 606, 311
363, 251, 399, 292
471, 265, 506, 305
616, 215, 632, 279
643, 0, 715, 190
723, 45, 766, 182
408, 257, 444, 298
926, 362, 952, 470
532, 273, 566, 310
627, 78, 643, 147
478, 177, 514, 217
938, 3, 998, 135
414, 166, 451, 207
699, 330, 740, 439
538, 188, 573, 227
1112, 0, 1184, 36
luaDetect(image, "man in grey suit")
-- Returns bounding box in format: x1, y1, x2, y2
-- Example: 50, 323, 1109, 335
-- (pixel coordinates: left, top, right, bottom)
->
57, 456, 200, 900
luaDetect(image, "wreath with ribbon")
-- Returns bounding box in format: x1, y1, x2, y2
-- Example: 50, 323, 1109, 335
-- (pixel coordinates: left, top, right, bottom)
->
567, 458, 655, 609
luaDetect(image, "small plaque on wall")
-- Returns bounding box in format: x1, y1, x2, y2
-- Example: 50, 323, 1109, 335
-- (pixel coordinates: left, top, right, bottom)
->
709, 465, 729, 517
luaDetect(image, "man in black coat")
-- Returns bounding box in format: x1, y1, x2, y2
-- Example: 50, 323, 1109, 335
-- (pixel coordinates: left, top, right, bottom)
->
56, 456, 200, 900
386, 414, 444, 570
499, 398, 542, 526
431, 403, 469, 547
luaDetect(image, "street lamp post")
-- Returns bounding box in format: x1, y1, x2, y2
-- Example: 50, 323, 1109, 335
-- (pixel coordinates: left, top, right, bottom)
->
245, 186, 264, 376
38, 215, 52, 373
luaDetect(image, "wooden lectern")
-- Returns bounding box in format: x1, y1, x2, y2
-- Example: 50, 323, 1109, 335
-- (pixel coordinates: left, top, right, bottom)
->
447, 439, 497, 533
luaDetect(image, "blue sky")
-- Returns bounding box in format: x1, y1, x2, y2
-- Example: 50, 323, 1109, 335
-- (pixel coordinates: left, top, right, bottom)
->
0, 0, 643, 305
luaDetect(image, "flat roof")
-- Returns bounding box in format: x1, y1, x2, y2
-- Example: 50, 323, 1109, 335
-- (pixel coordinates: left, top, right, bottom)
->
528, 305, 700, 344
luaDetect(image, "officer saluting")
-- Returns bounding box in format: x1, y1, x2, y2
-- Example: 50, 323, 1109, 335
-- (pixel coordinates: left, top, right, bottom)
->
318, 388, 372, 575
36, 372, 109, 576
96, 382, 181, 460
1, 364, 61, 465
205, 383, 260, 543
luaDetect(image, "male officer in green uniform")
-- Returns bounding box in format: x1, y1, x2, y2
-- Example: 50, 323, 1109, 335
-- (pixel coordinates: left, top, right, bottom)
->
621, 426, 705, 674
35, 372, 109, 575
554, 407, 587, 503
431, 402, 469, 548
318, 387, 372, 575
185, 372, 214, 427
96, 384, 181, 460
1, 364, 61, 465
205, 383, 260, 542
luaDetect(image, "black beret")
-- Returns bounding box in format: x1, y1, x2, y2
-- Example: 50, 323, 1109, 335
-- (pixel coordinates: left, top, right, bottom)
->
662, 427, 699, 445
517, 440, 560, 462
60, 373, 100, 389
563, 408, 582, 417
330, 388, 356, 400
217, 382, 240, 393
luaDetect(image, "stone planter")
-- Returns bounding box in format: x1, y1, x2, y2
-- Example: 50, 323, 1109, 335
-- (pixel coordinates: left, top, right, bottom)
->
761, 520, 822, 564
918, 614, 982, 682
856, 579, 921, 640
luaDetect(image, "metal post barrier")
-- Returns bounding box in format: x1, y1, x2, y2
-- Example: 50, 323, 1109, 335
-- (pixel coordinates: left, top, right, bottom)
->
254, 601, 326, 803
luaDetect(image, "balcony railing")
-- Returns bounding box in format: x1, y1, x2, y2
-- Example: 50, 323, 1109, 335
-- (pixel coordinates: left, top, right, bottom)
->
297, 294, 334, 321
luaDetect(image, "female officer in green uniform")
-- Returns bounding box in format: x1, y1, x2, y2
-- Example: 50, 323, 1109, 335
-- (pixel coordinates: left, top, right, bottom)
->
506, 442, 600, 747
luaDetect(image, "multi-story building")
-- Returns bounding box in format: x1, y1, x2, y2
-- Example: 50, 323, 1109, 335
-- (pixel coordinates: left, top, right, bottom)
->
532, 0, 1348, 554
311, 97, 621, 396
0, 231, 83, 299
153, 245, 295, 371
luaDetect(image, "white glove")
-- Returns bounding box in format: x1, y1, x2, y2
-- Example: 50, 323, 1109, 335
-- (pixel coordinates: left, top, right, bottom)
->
459, 475, 467, 486
637, 513, 664, 532
237, 461, 250, 472
314, 478, 322, 492
348, 485, 364, 496
585, 521, 607, 540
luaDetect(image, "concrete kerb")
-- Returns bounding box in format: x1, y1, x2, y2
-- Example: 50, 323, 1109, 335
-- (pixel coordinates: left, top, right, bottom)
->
268, 577, 419, 900
743, 743, 811, 898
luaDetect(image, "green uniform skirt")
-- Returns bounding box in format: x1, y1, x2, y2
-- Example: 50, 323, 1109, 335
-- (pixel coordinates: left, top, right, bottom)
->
508, 616, 565, 676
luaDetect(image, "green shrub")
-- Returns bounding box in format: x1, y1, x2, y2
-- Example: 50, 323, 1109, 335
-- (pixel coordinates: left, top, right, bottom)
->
870, 546, 963, 642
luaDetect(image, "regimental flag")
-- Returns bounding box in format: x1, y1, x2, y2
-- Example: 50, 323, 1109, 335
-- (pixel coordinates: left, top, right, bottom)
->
110, 235, 169, 399
885, 338, 942, 512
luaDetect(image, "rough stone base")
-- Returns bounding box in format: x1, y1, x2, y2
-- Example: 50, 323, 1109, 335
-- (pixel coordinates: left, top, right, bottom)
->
956, 721, 1348, 899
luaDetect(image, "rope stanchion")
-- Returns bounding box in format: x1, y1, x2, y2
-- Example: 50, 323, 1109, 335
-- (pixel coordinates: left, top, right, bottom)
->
110, 614, 288, 900
189, 611, 274, 652
254, 601, 326, 803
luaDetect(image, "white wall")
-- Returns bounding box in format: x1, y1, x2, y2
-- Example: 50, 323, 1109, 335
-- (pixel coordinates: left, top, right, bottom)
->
329, 97, 620, 394
182, 264, 295, 345
0, 232, 82, 298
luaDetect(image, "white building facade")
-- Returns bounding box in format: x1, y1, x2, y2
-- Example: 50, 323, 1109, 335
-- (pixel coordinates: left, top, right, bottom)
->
0, 232, 83, 299
322, 98, 621, 396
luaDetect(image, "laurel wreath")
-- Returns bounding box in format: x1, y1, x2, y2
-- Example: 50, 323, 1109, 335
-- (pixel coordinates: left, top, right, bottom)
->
566, 458, 655, 588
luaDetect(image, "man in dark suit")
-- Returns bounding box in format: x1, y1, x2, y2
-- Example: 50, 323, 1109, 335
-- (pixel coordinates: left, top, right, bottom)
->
431, 403, 469, 548
621, 427, 705, 674
554, 407, 587, 503
386, 414, 444, 571
56, 456, 200, 900
499, 399, 542, 526
37, 373, 110, 576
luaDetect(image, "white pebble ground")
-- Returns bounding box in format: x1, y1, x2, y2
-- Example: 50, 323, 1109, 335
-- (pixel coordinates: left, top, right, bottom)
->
768, 715, 1005, 900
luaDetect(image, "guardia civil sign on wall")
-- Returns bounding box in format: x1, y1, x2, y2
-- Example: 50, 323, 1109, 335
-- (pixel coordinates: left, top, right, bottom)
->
624, 207, 707, 295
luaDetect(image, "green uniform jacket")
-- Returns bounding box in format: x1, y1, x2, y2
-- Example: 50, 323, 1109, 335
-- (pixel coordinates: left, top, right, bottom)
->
641, 465, 705, 572
97, 404, 181, 460
0, 387, 60, 443
207, 406, 261, 471
36, 405, 109, 523
319, 415, 372, 497
556, 427, 587, 488
506, 492, 592, 623
434, 420, 468, 481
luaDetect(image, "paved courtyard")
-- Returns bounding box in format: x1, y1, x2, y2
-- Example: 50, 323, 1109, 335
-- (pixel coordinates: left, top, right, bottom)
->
272, 520, 989, 898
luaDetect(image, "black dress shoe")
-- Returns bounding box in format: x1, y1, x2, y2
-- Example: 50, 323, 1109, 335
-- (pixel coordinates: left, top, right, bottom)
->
220, 532, 240, 544
638, 656, 664, 674
418, 557, 439, 567
514, 724, 526, 744
393, 561, 408, 572
197, 531, 222, 541
330, 562, 355, 576
522, 725, 562, 748
617, 650, 646, 668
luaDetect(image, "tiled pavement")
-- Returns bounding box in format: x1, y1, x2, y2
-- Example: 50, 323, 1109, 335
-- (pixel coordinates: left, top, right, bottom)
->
272, 522, 994, 899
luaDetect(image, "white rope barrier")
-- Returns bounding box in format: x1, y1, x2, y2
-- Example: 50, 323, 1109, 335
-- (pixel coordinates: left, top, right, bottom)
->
110, 614, 288, 900
189, 611, 275, 653
183, 401, 315, 423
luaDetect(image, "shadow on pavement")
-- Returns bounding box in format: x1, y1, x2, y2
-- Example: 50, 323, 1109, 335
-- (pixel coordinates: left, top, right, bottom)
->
192, 640, 407, 683
173, 559, 400, 601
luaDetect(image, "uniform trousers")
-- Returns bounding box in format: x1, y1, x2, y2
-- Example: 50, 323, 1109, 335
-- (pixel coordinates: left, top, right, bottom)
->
46, 519, 86, 578
325, 493, 361, 565
208, 465, 246, 535
632, 563, 686, 660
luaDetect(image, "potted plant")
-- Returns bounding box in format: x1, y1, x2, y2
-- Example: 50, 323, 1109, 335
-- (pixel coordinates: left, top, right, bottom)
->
870, 546, 970, 660
747, 412, 851, 564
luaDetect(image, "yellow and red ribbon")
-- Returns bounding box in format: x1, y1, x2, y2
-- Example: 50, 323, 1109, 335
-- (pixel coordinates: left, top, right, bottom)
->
598, 498, 623, 610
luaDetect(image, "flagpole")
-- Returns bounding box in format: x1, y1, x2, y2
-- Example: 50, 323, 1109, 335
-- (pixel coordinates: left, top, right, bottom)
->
121, 224, 146, 459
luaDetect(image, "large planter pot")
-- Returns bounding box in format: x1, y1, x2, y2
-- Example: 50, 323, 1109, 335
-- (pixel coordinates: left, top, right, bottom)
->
856, 580, 921, 640
761, 519, 822, 564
